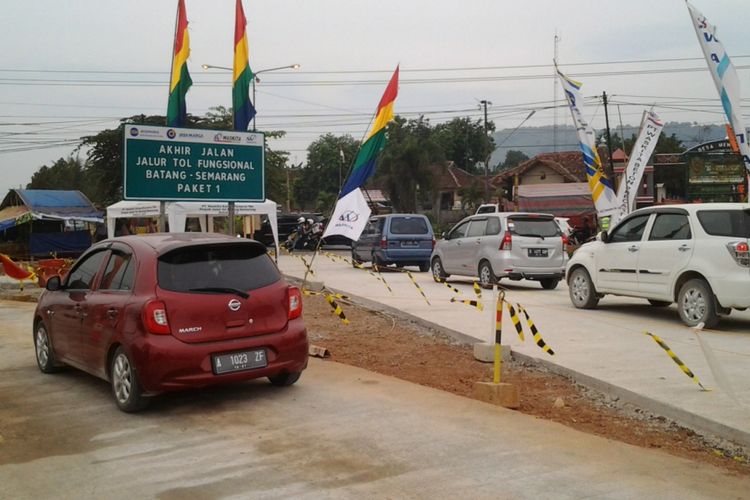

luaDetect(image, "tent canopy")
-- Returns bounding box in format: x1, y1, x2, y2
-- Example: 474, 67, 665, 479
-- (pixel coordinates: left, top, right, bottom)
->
0, 189, 103, 222
106, 200, 280, 254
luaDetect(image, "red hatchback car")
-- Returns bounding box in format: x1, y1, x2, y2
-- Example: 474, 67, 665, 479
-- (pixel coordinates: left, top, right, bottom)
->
33, 233, 308, 412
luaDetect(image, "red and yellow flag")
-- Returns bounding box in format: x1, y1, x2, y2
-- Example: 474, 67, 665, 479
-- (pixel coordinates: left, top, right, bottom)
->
166, 0, 193, 127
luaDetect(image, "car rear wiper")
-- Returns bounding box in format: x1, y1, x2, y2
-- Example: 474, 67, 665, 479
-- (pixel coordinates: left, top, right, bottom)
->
188, 287, 249, 299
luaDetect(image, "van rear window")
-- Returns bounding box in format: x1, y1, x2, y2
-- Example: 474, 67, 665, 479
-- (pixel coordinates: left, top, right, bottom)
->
390, 217, 429, 235
158, 244, 280, 293
507, 217, 560, 237
697, 210, 750, 238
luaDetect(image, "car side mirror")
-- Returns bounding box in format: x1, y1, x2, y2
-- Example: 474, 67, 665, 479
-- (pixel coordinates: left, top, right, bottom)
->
45, 275, 62, 291
599, 230, 609, 243
441, 231, 446, 239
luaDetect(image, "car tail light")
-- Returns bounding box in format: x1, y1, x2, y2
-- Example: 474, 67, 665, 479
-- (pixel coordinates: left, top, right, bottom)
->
288, 286, 303, 319
143, 300, 170, 335
726, 241, 750, 267
499, 232, 512, 251
431, 237, 436, 249
561, 233, 569, 252
380, 235, 388, 249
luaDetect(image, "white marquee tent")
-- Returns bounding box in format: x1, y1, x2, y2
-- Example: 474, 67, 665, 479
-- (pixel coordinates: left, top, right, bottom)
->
106, 200, 280, 253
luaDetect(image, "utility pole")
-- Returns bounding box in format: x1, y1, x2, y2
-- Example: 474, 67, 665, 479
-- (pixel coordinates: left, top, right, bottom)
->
602, 91, 616, 181
480, 99, 492, 202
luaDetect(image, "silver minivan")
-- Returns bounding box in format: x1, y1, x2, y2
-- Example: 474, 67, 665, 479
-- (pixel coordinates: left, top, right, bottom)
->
431, 212, 568, 289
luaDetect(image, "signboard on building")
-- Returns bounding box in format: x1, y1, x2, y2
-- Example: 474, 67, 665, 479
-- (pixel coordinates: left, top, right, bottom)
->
123, 125, 264, 201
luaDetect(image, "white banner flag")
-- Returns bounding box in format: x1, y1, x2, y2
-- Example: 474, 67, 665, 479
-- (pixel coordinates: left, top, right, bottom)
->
687, 2, 750, 177
322, 188, 371, 241
613, 111, 664, 221
556, 66, 620, 221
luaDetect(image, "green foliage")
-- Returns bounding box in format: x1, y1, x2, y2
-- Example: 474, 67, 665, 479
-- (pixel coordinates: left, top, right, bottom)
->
456, 180, 484, 212
433, 117, 495, 174
26, 156, 91, 197
293, 133, 359, 210
376, 116, 445, 212
501, 150, 529, 170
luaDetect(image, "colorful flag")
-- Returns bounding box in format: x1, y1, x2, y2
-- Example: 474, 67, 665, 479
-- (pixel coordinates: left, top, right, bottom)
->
613, 111, 664, 221
339, 66, 399, 197
233, 0, 256, 131
166, 0, 192, 127
686, 2, 750, 177
556, 65, 620, 221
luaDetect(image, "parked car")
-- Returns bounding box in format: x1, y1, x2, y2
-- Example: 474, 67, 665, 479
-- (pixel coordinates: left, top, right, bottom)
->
33, 233, 308, 412
566, 203, 750, 327
351, 214, 435, 271
431, 212, 568, 289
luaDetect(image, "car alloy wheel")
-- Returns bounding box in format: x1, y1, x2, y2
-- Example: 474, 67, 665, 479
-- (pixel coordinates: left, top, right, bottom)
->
34, 324, 59, 373
431, 258, 446, 281
478, 261, 495, 288
568, 268, 599, 309
112, 352, 133, 405
677, 278, 719, 328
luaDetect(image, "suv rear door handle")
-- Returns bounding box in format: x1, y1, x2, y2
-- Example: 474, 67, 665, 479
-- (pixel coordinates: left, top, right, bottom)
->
678, 245, 691, 252
107, 308, 119, 319
628, 245, 639, 252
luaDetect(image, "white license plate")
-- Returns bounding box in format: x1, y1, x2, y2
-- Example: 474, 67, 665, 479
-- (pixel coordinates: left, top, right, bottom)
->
212, 349, 267, 375
401, 241, 419, 247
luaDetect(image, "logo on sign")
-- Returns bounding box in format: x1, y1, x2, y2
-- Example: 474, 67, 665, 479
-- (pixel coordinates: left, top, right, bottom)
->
129, 127, 139, 137
179, 132, 204, 139
214, 133, 242, 144
228, 299, 241, 311
166, 129, 177, 139
339, 210, 359, 223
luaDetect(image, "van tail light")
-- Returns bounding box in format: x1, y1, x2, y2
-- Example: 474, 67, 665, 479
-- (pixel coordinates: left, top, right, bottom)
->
726, 241, 750, 267
288, 286, 303, 320
380, 235, 388, 249
499, 232, 512, 251
561, 233, 569, 252
143, 300, 170, 335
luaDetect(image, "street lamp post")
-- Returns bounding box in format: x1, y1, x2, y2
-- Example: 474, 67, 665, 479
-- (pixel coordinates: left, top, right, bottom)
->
201, 63, 300, 131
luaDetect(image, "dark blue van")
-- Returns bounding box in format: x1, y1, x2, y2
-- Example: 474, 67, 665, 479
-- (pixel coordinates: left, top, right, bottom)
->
351, 214, 434, 271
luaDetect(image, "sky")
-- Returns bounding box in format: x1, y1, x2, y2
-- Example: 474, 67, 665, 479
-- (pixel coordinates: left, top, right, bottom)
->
1, 0, 748, 199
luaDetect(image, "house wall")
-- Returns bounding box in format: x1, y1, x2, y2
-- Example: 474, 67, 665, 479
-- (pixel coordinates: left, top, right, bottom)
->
521, 166, 566, 185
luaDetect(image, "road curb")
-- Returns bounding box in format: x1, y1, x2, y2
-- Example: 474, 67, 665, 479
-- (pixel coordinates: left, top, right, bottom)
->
288, 274, 750, 450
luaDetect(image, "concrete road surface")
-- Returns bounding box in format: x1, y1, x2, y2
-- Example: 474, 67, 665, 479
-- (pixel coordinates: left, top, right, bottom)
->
1, 301, 747, 499
280, 251, 750, 448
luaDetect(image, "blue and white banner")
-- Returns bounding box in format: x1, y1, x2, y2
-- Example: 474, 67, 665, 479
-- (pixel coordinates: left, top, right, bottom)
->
556, 65, 620, 221
687, 2, 750, 176
614, 111, 664, 221
322, 187, 371, 241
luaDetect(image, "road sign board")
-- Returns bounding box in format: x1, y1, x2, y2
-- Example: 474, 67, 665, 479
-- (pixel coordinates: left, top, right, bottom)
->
123, 124, 265, 201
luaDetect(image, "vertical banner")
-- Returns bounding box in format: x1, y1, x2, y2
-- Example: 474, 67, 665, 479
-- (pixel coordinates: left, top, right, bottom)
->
322, 188, 371, 240
686, 2, 750, 180
556, 65, 620, 223
614, 111, 664, 221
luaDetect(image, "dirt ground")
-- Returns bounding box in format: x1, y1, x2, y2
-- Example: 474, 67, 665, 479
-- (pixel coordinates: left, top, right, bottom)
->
303, 292, 750, 476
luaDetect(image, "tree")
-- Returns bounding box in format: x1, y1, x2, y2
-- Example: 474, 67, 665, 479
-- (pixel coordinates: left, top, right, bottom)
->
433, 117, 495, 174
27, 156, 91, 197
293, 134, 359, 211
501, 150, 529, 170
376, 116, 445, 212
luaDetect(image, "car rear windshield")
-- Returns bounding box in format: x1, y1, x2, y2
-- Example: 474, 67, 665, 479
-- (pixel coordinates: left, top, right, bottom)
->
390, 217, 429, 235
507, 217, 560, 237
697, 209, 750, 238
157, 243, 280, 293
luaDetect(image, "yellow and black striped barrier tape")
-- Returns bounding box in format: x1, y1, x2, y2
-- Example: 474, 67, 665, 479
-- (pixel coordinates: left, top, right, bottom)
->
645, 332, 708, 391
302, 289, 349, 301
449, 297, 483, 310
517, 304, 554, 356
405, 270, 431, 306
372, 263, 394, 294
325, 293, 350, 325
505, 302, 525, 341
473, 282, 482, 300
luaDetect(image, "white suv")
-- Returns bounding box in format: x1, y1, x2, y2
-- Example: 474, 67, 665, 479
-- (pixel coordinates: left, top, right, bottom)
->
566, 203, 750, 327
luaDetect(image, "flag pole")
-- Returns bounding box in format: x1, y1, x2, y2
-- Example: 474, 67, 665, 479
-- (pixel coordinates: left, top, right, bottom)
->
300, 68, 397, 288
160, 0, 182, 233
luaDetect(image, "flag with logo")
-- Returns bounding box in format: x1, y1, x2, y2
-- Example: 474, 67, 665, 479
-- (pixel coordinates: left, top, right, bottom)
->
686, 2, 750, 177
613, 110, 664, 221
233, 0, 256, 131
324, 66, 399, 240
166, 0, 192, 127
556, 65, 620, 221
